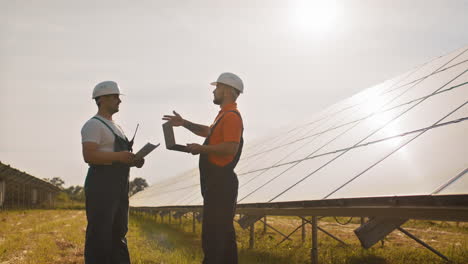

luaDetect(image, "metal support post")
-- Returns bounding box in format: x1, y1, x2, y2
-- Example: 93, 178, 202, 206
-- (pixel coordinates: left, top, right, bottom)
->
311, 216, 318, 264
276, 218, 309, 246
249, 222, 255, 249
397, 227, 449, 261
300, 216, 349, 249
256, 219, 292, 243
192, 212, 196, 233
302, 218, 306, 244
317, 226, 348, 246
263, 216, 267, 234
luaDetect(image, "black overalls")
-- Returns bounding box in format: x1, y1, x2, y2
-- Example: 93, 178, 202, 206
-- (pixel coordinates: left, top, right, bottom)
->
199, 111, 244, 264
84, 117, 132, 264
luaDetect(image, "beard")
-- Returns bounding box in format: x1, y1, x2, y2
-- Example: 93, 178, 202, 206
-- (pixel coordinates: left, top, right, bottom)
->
110, 105, 119, 113
213, 96, 223, 105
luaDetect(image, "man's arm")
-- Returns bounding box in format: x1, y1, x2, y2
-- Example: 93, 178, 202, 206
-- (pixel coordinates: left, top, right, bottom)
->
163, 111, 210, 138
186, 142, 239, 156
182, 119, 210, 138
186, 111, 242, 156
82, 142, 135, 165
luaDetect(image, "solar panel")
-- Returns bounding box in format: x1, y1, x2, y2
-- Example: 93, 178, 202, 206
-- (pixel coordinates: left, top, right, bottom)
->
435, 169, 468, 195
328, 120, 468, 198
130, 45, 468, 210
271, 134, 418, 202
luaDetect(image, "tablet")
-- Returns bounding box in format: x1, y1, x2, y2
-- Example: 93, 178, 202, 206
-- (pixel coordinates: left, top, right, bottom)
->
162, 121, 189, 153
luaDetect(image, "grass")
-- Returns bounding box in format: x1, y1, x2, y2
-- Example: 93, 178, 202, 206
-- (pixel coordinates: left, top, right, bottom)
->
0, 210, 85, 264
0, 210, 467, 264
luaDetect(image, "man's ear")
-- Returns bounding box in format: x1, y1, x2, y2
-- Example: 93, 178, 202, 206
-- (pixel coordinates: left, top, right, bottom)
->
95, 96, 102, 107
231, 87, 240, 100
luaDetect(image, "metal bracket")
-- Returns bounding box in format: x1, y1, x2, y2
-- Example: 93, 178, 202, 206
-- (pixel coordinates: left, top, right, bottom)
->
276, 216, 349, 247
397, 227, 449, 261
354, 217, 408, 249
237, 214, 264, 229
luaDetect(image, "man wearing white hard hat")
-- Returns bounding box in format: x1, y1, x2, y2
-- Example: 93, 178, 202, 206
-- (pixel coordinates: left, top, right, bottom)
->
81, 81, 144, 264
163, 72, 244, 264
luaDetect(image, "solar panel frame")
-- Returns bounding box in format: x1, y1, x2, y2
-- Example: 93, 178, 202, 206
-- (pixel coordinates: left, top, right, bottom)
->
130, 45, 468, 222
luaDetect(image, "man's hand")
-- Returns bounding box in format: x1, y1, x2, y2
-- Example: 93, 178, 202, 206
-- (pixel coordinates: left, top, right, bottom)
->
162, 111, 184, 126
132, 158, 145, 168
118, 151, 135, 165
162, 111, 210, 138
186, 143, 204, 155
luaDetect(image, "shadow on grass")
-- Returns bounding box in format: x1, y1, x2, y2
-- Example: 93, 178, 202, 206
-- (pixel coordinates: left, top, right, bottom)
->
130, 214, 294, 264
130, 214, 201, 251
347, 254, 388, 264
238, 249, 296, 264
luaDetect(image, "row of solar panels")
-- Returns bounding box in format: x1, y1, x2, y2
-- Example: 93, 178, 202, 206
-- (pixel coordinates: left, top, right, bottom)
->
0, 162, 61, 192
130, 45, 468, 208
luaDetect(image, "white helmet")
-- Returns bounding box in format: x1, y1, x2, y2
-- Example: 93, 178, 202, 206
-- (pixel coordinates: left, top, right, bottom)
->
210, 72, 244, 93
92, 81, 123, 99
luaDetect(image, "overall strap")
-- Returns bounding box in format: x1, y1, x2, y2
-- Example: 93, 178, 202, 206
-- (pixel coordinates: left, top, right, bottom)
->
227, 110, 242, 121
92, 116, 123, 139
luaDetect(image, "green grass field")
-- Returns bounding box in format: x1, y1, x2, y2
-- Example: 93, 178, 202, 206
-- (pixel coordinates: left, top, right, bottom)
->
0, 210, 466, 264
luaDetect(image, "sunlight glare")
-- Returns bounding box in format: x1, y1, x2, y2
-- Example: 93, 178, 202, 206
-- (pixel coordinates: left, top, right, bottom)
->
290, 0, 340, 35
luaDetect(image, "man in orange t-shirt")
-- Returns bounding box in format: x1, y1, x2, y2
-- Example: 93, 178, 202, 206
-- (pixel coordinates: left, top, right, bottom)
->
163, 72, 244, 264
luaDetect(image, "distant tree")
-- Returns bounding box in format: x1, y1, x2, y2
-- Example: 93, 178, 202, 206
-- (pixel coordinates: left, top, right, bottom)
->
64, 185, 85, 202
56, 191, 71, 203
50, 177, 65, 188
43, 177, 65, 189
129, 177, 149, 196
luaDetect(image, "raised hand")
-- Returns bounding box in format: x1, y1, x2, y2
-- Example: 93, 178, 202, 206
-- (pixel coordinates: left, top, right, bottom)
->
162, 111, 184, 127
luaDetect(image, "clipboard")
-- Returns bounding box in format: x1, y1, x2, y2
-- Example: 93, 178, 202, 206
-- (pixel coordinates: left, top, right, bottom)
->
162, 122, 190, 153
134, 143, 160, 160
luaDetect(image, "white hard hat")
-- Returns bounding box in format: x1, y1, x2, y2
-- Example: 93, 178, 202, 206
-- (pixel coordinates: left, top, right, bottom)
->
92, 81, 123, 99
210, 72, 244, 93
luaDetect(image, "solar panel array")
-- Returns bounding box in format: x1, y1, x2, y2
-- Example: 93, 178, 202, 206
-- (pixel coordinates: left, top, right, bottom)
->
130, 46, 468, 208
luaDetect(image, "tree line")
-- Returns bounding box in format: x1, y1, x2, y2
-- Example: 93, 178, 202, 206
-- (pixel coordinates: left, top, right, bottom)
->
43, 177, 149, 204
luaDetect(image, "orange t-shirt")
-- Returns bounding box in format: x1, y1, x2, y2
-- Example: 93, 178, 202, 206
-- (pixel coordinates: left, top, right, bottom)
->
208, 103, 243, 166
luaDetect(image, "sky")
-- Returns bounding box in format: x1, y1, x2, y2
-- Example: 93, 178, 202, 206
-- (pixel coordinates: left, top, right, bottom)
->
1, 0, 467, 187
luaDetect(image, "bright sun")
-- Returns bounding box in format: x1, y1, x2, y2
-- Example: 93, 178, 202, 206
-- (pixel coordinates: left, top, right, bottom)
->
290, 0, 340, 35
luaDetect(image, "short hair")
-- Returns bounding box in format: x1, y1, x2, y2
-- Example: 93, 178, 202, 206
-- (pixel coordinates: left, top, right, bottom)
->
95, 96, 101, 107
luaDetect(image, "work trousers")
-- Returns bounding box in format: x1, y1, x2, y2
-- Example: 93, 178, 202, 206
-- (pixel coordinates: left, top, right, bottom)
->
201, 167, 239, 264
84, 165, 131, 264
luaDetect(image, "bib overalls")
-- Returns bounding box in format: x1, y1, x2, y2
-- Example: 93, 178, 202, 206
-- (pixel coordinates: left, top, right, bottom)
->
84, 117, 132, 264
199, 111, 244, 264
